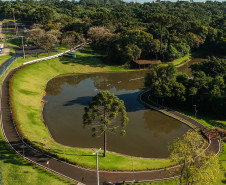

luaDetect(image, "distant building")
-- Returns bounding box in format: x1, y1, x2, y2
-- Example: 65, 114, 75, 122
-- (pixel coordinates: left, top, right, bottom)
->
0, 43, 4, 54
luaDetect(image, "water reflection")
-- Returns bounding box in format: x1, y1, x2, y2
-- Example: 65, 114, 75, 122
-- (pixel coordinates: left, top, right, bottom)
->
144, 110, 181, 137
64, 92, 146, 112
46, 71, 146, 96
44, 70, 191, 158
177, 58, 204, 76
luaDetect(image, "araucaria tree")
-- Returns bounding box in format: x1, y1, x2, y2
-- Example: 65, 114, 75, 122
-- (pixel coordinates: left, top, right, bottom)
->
83, 91, 129, 157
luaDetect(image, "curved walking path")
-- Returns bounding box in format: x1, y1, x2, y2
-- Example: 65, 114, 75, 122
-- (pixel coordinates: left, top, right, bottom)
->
0, 50, 222, 184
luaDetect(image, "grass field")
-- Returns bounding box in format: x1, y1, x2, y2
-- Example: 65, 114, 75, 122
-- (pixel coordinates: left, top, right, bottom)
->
0, 48, 80, 185
168, 54, 192, 66
2, 46, 225, 183
9, 47, 173, 171
0, 131, 75, 185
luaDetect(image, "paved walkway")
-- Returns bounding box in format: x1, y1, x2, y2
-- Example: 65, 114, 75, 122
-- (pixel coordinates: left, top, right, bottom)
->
0, 54, 222, 184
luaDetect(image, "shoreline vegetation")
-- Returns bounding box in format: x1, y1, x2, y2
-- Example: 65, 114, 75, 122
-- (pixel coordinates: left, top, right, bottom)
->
9, 47, 174, 171
0, 46, 225, 183
1, 0, 225, 183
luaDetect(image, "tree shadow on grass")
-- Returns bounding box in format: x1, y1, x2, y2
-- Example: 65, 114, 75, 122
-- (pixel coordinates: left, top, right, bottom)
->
0, 140, 74, 184
59, 48, 107, 68
222, 172, 226, 184
59, 55, 106, 68
31, 140, 93, 157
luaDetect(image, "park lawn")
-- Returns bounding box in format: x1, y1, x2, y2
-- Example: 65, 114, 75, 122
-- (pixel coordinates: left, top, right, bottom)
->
9, 47, 173, 171
168, 54, 192, 66
0, 49, 80, 185
0, 131, 75, 185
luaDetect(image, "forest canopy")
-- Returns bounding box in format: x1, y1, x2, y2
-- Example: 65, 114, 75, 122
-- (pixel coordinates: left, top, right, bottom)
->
0, 0, 225, 64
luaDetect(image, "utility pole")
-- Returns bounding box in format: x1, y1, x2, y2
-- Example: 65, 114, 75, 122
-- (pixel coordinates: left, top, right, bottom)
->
21, 36, 25, 59
12, 9, 17, 36
132, 157, 135, 183
193, 105, 198, 118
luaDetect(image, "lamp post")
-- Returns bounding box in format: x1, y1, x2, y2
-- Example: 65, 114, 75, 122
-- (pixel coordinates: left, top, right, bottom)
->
193, 105, 198, 118
132, 157, 135, 184
21, 36, 25, 59
92, 148, 101, 185
22, 135, 27, 156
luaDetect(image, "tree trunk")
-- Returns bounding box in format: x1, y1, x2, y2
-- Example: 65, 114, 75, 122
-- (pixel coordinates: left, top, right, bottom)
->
103, 131, 107, 157
48, 50, 50, 56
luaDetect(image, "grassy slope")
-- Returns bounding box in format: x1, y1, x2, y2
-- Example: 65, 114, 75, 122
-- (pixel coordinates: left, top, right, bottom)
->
10, 47, 172, 171
0, 49, 79, 185
168, 54, 191, 66
0, 131, 74, 185
5, 47, 225, 183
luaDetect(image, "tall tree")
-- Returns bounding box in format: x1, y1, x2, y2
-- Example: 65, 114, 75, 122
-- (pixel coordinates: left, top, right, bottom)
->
62, 31, 79, 50
27, 26, 61, 56
83, 91, 129, 157
169, 130, 219, 185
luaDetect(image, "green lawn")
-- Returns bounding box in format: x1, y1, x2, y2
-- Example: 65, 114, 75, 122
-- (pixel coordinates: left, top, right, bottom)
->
3, 45, 225, 183
0, 48, 80, 185
0, 130, 75, 185
168, 54, 192, 66
9, 47, 173, 171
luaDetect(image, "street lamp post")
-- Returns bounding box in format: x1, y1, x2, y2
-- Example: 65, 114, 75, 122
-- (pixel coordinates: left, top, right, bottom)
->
193, 105, 198, 118
92, 148, 101, 185
21, 36, 25, 59
132, 157, 135, 184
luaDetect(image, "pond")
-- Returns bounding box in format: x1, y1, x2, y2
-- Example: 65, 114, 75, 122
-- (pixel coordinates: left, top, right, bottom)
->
43, 59, 203, 158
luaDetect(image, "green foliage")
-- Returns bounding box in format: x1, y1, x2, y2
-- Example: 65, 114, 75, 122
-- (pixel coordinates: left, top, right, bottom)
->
79, 0, 122, 5
145, 64, 186, 101
0, 1, 225, 63
83, 90, 128, 157
190, 57, 226, 78
146, 57, 226, 117
169, 130, 219, 185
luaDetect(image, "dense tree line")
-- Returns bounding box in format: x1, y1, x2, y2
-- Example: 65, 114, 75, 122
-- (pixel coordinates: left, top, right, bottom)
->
145, 57, 226, 118
0, 0, 225, 64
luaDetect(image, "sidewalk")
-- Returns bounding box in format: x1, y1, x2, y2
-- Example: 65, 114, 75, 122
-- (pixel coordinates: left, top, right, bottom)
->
0, 60, 221, 185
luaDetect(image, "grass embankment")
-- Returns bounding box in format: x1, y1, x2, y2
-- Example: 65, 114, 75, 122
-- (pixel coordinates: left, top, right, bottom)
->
168, 54, 192, 66
0, 131, 75, 185
10, 47, 173, 171
0, 48, 78, 184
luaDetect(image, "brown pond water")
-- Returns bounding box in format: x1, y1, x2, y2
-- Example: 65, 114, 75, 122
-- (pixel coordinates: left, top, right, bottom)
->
43, 59, 203, 158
